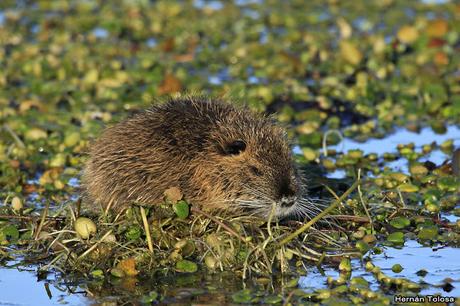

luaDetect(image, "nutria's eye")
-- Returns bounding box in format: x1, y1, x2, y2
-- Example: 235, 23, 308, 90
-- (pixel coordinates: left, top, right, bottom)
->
249, 166, 263, 176
223, 140, 246, 155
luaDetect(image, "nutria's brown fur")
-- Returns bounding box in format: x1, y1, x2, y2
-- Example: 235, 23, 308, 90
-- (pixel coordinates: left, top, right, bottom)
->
83, 96, 313, 219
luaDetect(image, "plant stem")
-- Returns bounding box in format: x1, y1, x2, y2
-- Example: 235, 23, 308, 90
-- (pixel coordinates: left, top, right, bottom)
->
279, 179, 359, 247
140, 206, 154, 253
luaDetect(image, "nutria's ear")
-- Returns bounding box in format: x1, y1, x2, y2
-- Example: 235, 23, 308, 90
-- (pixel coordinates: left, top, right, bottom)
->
220, 140, 246, 155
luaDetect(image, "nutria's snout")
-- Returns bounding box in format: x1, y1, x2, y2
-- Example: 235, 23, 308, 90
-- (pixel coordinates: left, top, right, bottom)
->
278, 178, 298, 206
83, 95, 317, 221
279, 196, 297, 208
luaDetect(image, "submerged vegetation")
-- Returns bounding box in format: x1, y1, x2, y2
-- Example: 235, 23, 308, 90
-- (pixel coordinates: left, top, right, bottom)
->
0, 0, 459, 304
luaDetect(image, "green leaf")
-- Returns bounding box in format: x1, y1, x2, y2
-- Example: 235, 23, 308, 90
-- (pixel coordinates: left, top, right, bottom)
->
389, 216, 410, 229
398, 183, 419, 192
391, 264, 403, 273
140, 291, 159, 303
437, 177, 459, 192
356, 240, 370, 254
173, 200, 190, 219
339, 257, 352, 272
175, 259, 198, 273
386, 232, 405, 245
232, 289, 253, 303
0, 225, 20, 244
417, 226, 438, 240
110, 268, 125, 278
90, 269, 105, 279
350, 277, 369, 288
125, 226, 142, 241
264, 295, 283, 304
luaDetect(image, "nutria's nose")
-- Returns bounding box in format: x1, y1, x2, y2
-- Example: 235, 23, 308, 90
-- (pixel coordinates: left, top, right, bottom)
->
278, 180, 296, 199
280, 196, 297, 207
278, 178, 297, 206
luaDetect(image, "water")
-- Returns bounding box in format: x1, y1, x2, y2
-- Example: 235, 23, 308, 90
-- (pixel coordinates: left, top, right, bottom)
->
0, 266, 87, 305
91, 27, 109, 39
2, 240, 458, 305
333, 125, 460, 156
323, 125, 460, 178
207, 68, 231, 85
420, 0, 451, 4
193, 0, 224, 10
300, 240, 460, 296
146, 37, 157, 48
0, 11, 5, 26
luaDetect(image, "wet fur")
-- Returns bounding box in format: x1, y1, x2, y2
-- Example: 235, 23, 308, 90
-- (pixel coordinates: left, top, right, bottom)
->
83, 96, 310, 219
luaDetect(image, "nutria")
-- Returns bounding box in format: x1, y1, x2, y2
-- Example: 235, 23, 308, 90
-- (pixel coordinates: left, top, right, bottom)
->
82, 96, 315, 220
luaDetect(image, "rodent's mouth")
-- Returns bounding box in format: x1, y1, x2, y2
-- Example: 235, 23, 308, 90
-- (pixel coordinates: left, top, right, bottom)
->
235, 196, 320, 221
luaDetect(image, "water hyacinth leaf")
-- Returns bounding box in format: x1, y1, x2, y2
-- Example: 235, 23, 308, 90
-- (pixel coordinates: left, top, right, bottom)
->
386, 232, 405, 245
74, 217, 97, 239
264, 295, 283, 304
175, 239, 195, 257
389, 217, 410, 229
125, 226, 142, 241
391, 264, 403, 273
49, 153, 67, 168
64, 132, 81, 147
25, 128, 47, 141
232, 289, 253, 303
397, 25, 419, 44
398, 183, 419, 193
339, 257, 352, 272
0, 225, 20, 244
302, 147, 318, 161
110, 267, 125, 278
417, 226, 438, 241
356, 240, 370, 254
362, 234, 376, 244
440, 139, 454, 151
437, 177, 459, 192
409, 164, 428, 176
204, 254, 218, 269
83, 69, 99, 84
140, 291, 159, 303
350, 277, 369, 288
91, 269, 105, 279
389, 172, 409, 183
11, 196, 23, 211
340, 41, 362, 65
348, 149, 363, 159
173, 200, 190, 219
175, 259, 198, 273
425, 201, 440, 213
